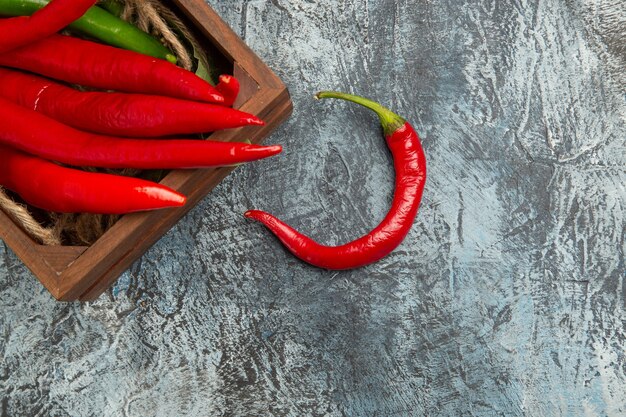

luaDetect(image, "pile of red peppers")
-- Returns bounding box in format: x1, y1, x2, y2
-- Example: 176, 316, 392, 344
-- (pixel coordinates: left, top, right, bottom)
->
0, 0, 427, 269
0, 0, 280, 214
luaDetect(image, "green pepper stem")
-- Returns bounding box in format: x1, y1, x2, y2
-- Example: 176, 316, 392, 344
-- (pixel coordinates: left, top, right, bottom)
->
315, 91, 406, 136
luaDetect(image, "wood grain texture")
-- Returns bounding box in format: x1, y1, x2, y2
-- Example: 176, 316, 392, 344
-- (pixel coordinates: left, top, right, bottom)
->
0, 0, 624, 415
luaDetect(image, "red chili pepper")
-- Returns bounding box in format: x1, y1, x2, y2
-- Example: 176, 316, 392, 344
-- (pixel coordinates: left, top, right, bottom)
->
0, 68, 263, 137
0, 0, 96, 53
0, 97, 281, 169
216, 74, 240, 107
245, 91, 427, 270
0, 145, 186, 214
0, 34, 225, 104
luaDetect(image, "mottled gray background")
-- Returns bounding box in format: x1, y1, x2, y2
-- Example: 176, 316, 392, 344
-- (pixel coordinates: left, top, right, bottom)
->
1, 0, 625, 415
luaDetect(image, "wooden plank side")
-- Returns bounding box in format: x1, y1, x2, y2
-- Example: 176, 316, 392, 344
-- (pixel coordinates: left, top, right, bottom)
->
0, 210, 61, 298
233, 62, 260, 109
38, 246, 88, 275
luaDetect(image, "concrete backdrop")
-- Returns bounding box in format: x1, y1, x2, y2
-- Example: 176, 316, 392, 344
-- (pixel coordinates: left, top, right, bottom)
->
1, 0, 625, 415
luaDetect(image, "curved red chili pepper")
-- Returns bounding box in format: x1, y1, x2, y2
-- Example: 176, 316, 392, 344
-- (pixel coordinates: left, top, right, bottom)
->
0, 97, 281, 169
0, 68, 263, 137
0, 145, 186, 214
0, 0, 96, 53
245, 91, 427, 270
216, 74, 240, 107
0, 34, 225, 104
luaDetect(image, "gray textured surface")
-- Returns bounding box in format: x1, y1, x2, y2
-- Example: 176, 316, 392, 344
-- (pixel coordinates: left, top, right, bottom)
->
1, 0, 625, 415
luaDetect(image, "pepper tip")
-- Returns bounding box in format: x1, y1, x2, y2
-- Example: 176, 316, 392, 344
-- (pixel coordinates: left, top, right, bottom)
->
258, 144, 282, 158
173, 193, 187, 206
268, 145, 282, 155
249, 116, 266, 126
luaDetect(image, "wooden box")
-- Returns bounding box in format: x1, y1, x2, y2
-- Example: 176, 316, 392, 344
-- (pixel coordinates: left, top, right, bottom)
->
0, 0, 292, 301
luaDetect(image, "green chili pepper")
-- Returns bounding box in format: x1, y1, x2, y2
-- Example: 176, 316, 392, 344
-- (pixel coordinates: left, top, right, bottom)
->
0, 0, 177, 64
